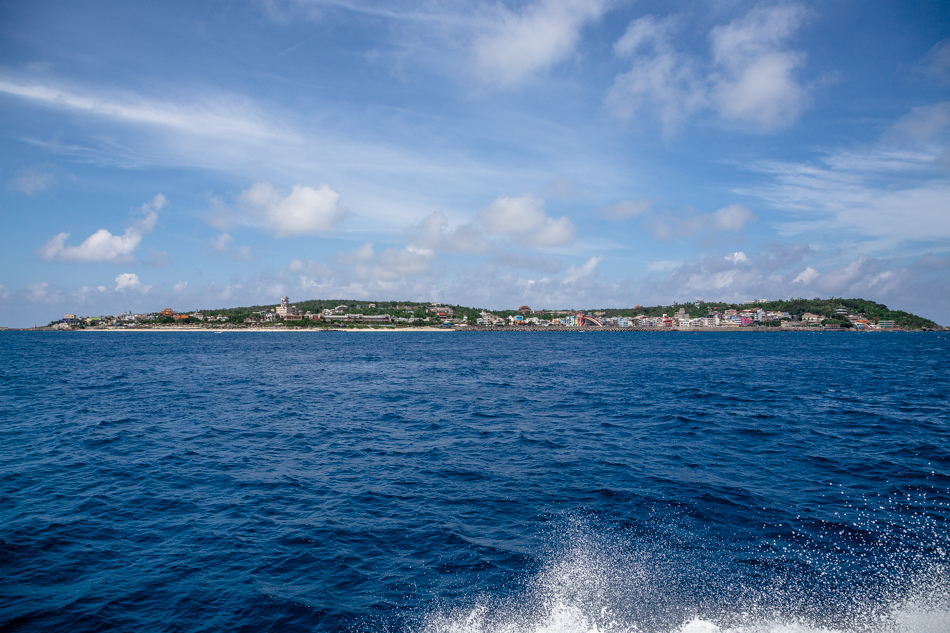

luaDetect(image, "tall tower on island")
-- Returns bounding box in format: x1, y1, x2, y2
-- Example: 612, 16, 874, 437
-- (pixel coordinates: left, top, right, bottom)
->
274, 297, 297, 318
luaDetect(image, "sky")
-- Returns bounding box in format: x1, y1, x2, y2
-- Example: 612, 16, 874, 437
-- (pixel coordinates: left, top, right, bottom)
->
1, 0, 949, 327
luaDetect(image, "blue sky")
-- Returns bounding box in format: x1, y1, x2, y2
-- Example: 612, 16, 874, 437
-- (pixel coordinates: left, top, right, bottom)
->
1, 0, 949, 327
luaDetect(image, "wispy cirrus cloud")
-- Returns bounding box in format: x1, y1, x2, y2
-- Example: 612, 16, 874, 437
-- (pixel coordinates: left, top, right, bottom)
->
0, 78, 292, 143
739, 111, 950, 248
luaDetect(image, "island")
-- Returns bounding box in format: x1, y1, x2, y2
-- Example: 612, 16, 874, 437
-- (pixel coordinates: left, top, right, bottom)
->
31, 296, 944, 332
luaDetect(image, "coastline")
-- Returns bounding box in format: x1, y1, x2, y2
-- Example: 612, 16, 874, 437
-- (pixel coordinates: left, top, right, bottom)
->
5, 325, 936, 333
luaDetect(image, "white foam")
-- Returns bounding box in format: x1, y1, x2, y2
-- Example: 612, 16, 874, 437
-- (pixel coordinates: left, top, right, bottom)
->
415, 524, 950, 633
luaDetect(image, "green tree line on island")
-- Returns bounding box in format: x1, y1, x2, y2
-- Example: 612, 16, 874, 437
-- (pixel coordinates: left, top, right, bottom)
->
51, 297, 938, 329
189, 297, 939, 329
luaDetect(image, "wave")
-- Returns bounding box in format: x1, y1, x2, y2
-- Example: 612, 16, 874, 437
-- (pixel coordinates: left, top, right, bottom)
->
414, 522, 950, 633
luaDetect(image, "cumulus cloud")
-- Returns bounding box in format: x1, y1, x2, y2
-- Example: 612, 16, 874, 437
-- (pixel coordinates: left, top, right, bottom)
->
709, 5, 809, 130
7, 168, 55, 195
473, 0, 607, 87
237, 182, 345, 237
38, 194, 165, 263
476, 194, 575, 246
606, 5, 809, 133
792, 266, 819, 284
173, 281, 188, 293
725, 251, 749, 264
115, 272, 150, 293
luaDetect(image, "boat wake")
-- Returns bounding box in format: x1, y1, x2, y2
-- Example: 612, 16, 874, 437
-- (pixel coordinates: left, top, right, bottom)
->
415, 522, 950, 633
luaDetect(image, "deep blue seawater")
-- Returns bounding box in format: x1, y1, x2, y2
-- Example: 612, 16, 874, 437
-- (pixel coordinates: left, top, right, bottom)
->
1, 331, 949, 633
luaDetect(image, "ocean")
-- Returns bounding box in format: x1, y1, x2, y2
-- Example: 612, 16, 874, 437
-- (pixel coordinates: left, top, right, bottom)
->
1, 330, 948, 633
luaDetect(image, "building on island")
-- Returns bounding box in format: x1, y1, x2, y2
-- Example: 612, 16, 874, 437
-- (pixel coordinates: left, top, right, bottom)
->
276, 296, 301, 320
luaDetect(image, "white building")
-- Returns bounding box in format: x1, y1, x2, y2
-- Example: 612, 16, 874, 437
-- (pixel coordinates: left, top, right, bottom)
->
276, 296, 298, 318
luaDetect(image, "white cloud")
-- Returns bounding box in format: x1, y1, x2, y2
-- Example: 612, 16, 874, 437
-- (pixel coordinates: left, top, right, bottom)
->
709, 5, 809, 131
473, 0, 606, 87
890, 101, 950, 141
607, 5, 809, 133
0, 78, 291, 144
886, 102, 950, 167
115, 273, 150, 293
743, 135, 950, 245
792, 266, 819, 284
236, 182, 345, 237
563, 254, 603, 284
476, 194, 575, 246
211, 233, 233, 252
173, 281, 188, 293
7, 168, 54, 195
38, 194, 165, 263
725, 251, 749, 264
606, 15, 705, 134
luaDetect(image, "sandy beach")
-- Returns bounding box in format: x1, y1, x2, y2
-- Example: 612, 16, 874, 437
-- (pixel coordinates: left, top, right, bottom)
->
76, 326, 456, 333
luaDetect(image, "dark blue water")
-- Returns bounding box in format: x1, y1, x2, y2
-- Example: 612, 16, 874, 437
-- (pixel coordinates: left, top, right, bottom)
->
1, 331, 948, 633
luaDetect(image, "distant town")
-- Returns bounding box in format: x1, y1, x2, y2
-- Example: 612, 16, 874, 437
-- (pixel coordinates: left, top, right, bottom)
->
30, 296, 943, 331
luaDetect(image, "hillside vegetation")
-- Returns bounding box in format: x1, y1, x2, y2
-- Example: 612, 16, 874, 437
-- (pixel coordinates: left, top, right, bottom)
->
194, 297, 939, 329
